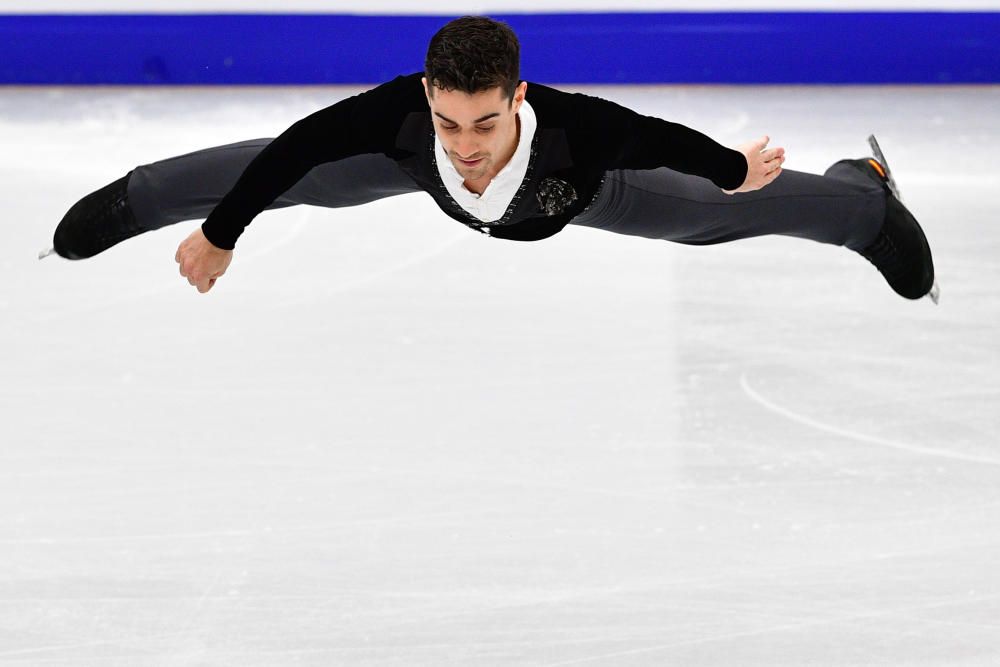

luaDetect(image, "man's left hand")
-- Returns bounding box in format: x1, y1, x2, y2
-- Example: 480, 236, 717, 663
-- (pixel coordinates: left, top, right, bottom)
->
723, 135, 785, 195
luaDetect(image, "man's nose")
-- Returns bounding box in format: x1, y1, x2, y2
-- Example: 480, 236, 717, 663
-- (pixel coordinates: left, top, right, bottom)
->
454, 136, 479, 158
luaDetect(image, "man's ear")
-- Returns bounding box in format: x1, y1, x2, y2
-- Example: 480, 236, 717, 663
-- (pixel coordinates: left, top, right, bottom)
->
421, 77, 432, 104
511, 81, 528, 112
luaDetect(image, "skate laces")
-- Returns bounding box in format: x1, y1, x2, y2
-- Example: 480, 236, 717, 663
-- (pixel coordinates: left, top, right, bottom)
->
860, 228, 906, 280
93, 174, 140, 244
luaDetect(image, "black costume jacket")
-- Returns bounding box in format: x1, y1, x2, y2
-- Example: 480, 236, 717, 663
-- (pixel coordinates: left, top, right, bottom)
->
200, 72, 748, 250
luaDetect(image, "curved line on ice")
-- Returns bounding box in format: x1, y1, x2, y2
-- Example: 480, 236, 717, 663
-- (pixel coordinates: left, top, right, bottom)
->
739, 371, 1000, 467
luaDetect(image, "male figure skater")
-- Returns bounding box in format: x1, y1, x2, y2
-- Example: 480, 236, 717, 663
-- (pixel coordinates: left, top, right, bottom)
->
48, 15, 936, 302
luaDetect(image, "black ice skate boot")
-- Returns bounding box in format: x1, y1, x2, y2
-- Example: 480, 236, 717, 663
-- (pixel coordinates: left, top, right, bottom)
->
47, 171, 144, 260
831, 137, 939, 303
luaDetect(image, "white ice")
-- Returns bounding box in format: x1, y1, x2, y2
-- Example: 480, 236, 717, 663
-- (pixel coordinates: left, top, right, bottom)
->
1, 83, 999, 666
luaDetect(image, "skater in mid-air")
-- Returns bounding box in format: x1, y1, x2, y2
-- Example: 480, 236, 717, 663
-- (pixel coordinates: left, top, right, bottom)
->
46, 15, 937, 302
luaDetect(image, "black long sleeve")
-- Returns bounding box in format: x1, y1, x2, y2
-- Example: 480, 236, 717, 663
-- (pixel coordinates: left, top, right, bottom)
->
200, 74, 421, 250
556, 88, 748, 190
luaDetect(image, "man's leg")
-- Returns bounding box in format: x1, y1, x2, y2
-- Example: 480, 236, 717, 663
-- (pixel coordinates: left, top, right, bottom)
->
53, 139, 422, 259
570, 163, 884, 251
570, 157, 937, 301
127, 139, 421, 227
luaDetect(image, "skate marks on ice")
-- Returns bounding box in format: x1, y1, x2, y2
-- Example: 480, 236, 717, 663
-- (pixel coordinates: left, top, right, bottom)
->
6, 85, 1000, 666
279, 227, 471, 307
0, 508, 478, 547
537, 590, 1000, 667
739, 372, 1000, 468
32, 198, 468, 325
24, 207, 309, 328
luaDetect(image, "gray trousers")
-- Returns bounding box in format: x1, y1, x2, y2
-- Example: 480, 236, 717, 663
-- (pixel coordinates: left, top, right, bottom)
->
127, 138, 884, 251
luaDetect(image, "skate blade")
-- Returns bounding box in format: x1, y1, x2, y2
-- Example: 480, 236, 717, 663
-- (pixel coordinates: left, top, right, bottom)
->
926, 280, 940, 305
867, 134, 902, 202
38, 246, 55, 260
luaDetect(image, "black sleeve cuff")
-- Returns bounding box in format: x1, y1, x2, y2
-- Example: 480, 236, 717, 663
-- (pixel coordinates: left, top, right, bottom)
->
201, 219, 238, 251
716, 148, 749, 191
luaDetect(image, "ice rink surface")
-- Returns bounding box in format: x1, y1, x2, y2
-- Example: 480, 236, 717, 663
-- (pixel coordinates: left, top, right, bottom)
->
1, 82, 998, 665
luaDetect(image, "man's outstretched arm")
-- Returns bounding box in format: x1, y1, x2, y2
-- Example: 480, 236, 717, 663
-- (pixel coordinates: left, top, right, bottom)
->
175, 73, 419, 294
565, 90, 784, 193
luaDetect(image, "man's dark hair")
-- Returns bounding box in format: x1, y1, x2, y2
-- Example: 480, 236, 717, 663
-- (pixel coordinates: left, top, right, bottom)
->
424, 16, 521, 105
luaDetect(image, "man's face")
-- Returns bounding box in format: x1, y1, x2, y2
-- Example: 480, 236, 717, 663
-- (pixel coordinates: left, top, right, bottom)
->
422, 78, 527, 185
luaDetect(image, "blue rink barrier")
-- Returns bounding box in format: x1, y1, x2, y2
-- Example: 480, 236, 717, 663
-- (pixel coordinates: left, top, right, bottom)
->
1, 12, 998, 85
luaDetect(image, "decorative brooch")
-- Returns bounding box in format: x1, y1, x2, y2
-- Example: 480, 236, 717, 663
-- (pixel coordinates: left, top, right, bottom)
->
536, 177, 578, 217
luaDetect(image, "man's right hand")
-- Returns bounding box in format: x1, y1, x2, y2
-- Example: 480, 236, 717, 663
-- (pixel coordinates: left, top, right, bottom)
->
175, 227, 233, 294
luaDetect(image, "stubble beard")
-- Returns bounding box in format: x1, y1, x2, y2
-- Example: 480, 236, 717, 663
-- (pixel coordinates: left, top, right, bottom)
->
453, 155, 491, 182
